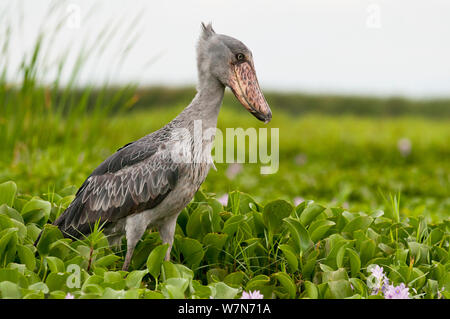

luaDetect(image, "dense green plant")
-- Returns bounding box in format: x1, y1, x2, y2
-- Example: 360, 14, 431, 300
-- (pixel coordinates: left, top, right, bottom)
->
0, 181, 448, 299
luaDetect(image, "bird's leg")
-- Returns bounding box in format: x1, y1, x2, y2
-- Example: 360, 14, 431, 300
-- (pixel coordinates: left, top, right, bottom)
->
157, 216, 178, 261
122, 242, 136, 271
123, 215, 148, 271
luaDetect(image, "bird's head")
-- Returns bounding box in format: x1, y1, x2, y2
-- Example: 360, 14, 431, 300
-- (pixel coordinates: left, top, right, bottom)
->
197, 22, 272, 123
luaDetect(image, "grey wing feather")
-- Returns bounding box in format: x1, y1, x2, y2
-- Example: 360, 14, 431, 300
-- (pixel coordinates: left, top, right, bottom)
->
54, 138, 179, 239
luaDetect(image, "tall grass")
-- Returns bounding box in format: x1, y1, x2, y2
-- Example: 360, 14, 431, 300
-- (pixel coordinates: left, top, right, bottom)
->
0, 1, 140, 164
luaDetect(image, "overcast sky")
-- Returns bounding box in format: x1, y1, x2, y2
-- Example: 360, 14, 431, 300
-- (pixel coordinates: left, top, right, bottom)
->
2, 0, 450, 97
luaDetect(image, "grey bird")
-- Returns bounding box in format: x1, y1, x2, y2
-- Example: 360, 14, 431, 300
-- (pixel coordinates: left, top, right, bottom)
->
36, 23, 272, 271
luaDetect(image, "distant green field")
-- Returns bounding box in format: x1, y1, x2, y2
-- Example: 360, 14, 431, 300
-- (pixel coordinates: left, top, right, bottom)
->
1, 103, 449, 222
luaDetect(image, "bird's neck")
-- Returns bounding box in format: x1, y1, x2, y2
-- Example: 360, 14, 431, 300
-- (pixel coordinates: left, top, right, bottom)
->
180, 76, 225, 130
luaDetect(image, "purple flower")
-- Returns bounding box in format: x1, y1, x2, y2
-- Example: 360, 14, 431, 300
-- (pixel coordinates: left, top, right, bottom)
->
218, 194, 228, 206
384, 283, 410, 299
240, 290, 264, 299
369, 265, 385, 282
293, 196, 304, 206
64, 293, 75, 299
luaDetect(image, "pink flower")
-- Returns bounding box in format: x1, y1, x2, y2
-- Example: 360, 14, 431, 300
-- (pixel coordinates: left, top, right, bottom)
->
218, 194, 228, 206
293, 197, 304, 206
397, 138, 412, 157
384, 283, 410, 299
226, 163, 243, 179
240, 290, 264, 299
294, 153, 307, 166
64, 293, 75, 299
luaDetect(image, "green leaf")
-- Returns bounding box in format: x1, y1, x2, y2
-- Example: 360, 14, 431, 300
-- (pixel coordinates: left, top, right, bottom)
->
273, 272, 296, 299
224, 271, 245, 288
94, 255, 121, 268
303, 281, 318, 299
342, 216, 373, 236
283, 217, 312, 254
346, 248, 361, 277
161, 278, 189, 299
299, 203, 325, 227
28, 282, 49, 294
0, 181, 17, 207
263, 200, 293, 233
17, 244, 36, 271
162, 261, 180, 279
222, 215, 245, 237
146, 244, 169, 280
186, 204, 210, 240
210, 282, 239, 299
45, 256, 65, 273
309, 220, 335, 242
36, 224, 63, 256
0, 228, 18, 266
0, 281, 21, 299
45, 273, 69, 292
226, 191, 259, 214
203, 233, 228, 264
21, 198, 51, 226
178, 237, 204, 269
126, 270, 148, 289
326, 280, 353, 299
279, 244, 299, 272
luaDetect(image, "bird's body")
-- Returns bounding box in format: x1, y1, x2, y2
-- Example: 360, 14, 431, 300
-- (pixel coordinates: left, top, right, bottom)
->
40, 23, 272, 270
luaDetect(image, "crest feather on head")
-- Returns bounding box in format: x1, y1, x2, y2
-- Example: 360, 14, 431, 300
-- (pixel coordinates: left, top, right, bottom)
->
200, 22, 215, 39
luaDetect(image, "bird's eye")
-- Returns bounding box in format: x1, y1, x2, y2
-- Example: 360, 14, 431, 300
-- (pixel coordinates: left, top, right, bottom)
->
236, 53, 245, 61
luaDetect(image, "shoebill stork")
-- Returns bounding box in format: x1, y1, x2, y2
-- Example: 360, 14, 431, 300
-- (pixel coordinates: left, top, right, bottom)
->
36, 23, 272, 271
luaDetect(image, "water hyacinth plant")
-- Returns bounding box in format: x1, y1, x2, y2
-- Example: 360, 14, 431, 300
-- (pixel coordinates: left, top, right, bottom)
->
0, 180, 448, 299
367, 265, 412, 299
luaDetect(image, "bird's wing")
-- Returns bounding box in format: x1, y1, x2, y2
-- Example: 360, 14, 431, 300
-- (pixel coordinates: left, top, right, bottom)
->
54, 139, 179, 238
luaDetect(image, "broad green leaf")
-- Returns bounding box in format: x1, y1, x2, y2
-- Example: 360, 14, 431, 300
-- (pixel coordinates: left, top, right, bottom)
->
0, 281, 21, 299
17, 244, 36, 271
21, 198, 51, 226
45, 256, 65, 273
263, 200, 293, 233
162, 261, 180, 279
161, 278, 189, 299
202, 233, 228, 264
126, 270, 148, 289
45, 273, 69, 292
342, 216, 373, 235
0, 228, 18, 266
224, 271, 245, 288
279, 244, 298, 272
309, 220, 335, 242
303, 281, 318, 299
178, 237, 204, 269
283, 217, 312, 254
222, 215, 245, 237
94, 255, 121, 268
346, 248, 361, 277
36, 224, 63, 256
186, 204, 210, 240
273, 272, 296, 299
299, 203, 325, 227
146, 244, 169, 280
325, 280, 353, 299
210, 281, 239, 299
0, 181, 17, 207
28, 282, 49, 294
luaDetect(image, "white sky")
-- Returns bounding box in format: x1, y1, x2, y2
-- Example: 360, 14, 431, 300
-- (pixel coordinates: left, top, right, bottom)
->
2, 0, 450, 97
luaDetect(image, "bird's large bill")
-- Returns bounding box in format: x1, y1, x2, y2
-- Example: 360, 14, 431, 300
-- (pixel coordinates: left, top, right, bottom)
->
229, 61, 272, 123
